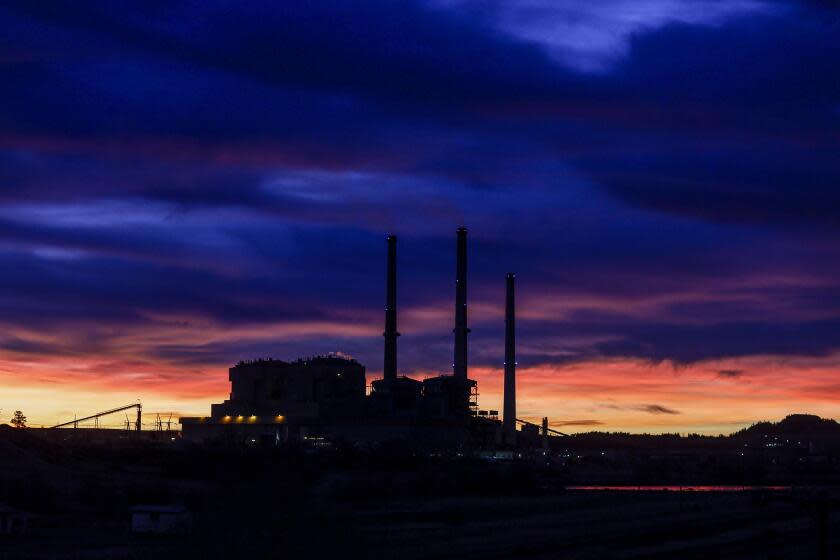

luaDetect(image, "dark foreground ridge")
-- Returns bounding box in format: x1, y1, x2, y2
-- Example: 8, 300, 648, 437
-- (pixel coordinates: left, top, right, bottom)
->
735, 414, 840, 438
4, 422, 840, 559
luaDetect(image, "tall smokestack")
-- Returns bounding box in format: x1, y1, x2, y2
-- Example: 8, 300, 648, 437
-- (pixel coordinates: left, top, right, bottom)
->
453, 227, 469, 381
503, 273, 516, 439
542, 417, 549, 451
383, 235, 399, 381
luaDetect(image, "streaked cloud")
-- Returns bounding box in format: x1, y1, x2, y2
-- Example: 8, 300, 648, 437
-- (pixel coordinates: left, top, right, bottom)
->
437, 0, 775, 71
0, 1, 838, 431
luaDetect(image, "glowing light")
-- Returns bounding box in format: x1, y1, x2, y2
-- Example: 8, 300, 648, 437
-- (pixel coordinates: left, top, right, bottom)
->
275, 415, 285, 422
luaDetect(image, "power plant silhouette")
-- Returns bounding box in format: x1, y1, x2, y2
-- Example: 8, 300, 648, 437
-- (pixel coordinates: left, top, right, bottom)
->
180, 228, 541, 448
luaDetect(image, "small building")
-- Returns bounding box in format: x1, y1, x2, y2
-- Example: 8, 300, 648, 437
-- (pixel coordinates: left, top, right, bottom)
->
213, 355, 366, 422
368, 376, 422, 417
0, 504, 28, 536
180, 355, 367, 444
130, 505, 192, 535
421, 375, 476, 418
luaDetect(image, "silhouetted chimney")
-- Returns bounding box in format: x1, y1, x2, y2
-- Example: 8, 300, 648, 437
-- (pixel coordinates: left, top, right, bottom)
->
503, 273, 516, 439
453, 227, 469, 381
542, 417, 549, 450
383, 235, 399, 381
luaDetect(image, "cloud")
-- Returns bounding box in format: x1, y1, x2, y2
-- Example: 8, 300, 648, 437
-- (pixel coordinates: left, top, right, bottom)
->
635, 404, 681, 415
600, 403, 681, 415
1, 0, 840, 431
577, 12, 840, 231
440, 0, 774, 72
554, 419, 605, 426
718, 369, 745, 378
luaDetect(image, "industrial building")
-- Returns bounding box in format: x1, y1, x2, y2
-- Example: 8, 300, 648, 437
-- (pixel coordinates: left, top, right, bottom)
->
180, 228, 518, 448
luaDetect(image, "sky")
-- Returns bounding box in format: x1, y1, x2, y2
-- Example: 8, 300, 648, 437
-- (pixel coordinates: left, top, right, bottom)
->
1, 0, 840, 433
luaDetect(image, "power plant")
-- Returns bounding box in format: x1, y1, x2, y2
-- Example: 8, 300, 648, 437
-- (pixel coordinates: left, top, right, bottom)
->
180, 227, 534, 448
504, 272, 516, 444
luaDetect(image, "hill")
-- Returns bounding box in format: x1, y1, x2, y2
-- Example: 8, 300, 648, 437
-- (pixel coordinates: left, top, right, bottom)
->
733, 414, 840, 439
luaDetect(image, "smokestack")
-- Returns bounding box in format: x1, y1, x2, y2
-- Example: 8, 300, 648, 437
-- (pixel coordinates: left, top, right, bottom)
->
383, 235, 399, 381
542, 417, 549, 451
453, 227, 469, 380
503, 273, 516, 439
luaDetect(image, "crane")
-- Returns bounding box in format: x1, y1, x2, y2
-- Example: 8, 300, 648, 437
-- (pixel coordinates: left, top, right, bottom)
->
50, 402, 142, 431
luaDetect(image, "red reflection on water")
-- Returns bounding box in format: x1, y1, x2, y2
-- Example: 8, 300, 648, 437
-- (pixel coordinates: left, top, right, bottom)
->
566, 485, 790, 492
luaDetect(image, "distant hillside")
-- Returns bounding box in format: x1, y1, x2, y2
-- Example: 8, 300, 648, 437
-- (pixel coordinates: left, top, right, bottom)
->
733, 414, 840, 439
561, 414, 840, 449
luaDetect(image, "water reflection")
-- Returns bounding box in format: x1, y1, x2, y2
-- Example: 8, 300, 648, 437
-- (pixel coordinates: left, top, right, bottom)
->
566, 485, 790, 492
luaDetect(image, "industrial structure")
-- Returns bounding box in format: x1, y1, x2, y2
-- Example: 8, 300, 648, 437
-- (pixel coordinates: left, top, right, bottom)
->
181, 228, 541, 448
50, 402, 142, 431
504, 272, 516, 444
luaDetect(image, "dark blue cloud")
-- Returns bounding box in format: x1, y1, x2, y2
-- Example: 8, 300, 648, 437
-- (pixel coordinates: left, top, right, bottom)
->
3, 1, 577, 103
0, 0, 839, 375
579, 9, 840, 229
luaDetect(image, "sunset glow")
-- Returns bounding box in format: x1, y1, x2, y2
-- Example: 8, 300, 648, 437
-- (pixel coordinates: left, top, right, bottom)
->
2, 1, 840, 433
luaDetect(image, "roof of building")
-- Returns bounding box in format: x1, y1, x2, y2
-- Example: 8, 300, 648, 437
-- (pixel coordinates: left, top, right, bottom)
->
235, 353, 360, 368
